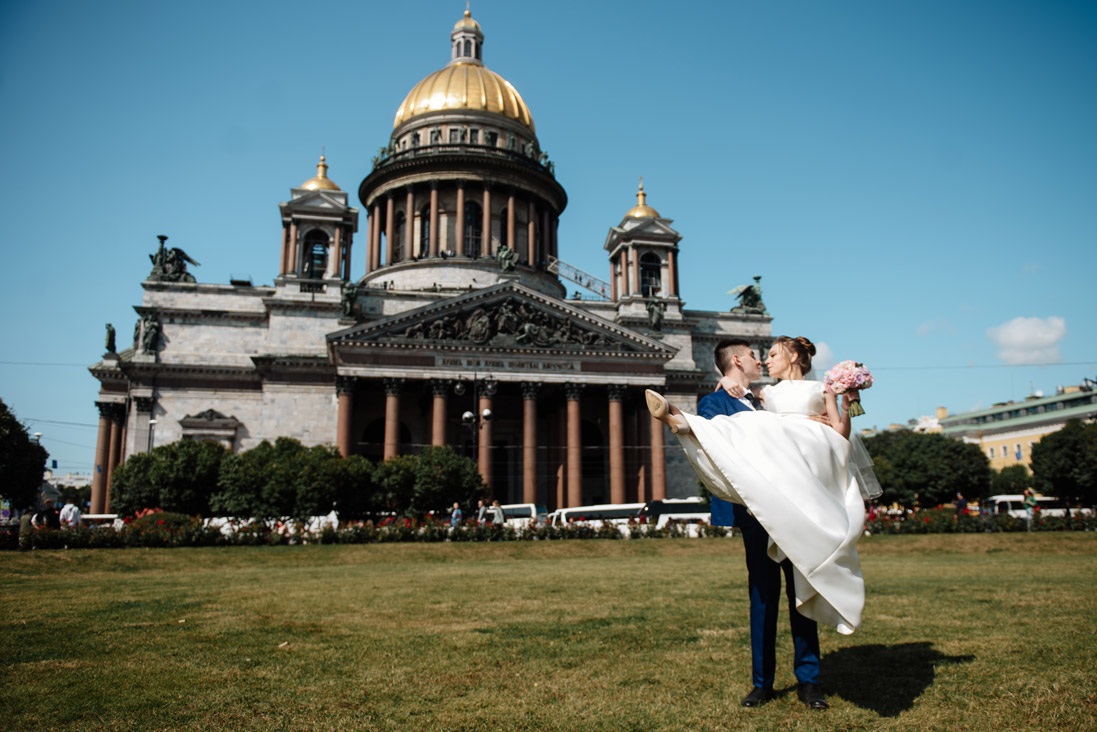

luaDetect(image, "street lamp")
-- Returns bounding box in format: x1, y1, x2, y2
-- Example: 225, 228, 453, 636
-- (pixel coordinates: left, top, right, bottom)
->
32, 432, 42, 444
147, 419, 158, 453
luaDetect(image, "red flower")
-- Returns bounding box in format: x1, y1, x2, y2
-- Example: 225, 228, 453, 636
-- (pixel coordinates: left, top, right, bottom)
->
157, 520, 165, 525
923, 517, 930, 523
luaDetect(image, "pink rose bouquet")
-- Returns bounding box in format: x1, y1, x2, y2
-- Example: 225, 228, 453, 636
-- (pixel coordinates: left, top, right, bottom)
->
824, 360, 874, 417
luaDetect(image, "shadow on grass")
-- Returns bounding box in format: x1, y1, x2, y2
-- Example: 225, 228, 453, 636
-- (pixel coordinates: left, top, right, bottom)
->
823, 642, 974, 717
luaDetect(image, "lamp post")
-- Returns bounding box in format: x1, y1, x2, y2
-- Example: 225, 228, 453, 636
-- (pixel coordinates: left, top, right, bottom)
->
453, 376, 492, 457
147, 419, 158, 453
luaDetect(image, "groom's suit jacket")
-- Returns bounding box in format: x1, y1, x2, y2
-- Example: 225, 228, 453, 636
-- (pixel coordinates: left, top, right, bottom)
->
697, 389, 755, 526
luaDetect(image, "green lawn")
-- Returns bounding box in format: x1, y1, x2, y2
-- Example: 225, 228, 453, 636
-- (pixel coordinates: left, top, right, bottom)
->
2, 534, 1095, 731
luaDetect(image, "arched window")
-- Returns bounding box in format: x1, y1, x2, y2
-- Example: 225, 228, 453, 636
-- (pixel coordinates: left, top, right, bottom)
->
464, 201, 483, 258
640, 252, 662, 297
303, 229, 329, 279
463, 39, 471, 57
498, 206, 509, 250
419, 205, 431, 257
393, 211, 406, 262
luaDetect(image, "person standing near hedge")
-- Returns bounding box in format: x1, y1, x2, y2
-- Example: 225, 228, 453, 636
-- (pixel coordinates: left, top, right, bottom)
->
450, 502, 463, 528
60, 496, 82, 528
1023, 489, 1038, 530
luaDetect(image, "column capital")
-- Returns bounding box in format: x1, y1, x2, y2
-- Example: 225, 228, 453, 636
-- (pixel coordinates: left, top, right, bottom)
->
520, 381, 540, 400
565, 383, 585, 401
456, 179, 466, 190
607, 384, 626, 402
479, 378, 498, 397
384, 377, 405, 396
132, 396, 155, 414
335, 375, 358, 395
431, 378, 452, 397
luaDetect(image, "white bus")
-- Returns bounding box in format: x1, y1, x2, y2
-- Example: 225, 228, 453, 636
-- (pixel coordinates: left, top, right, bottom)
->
547, 503, 645, 534
500, 503, 548, 529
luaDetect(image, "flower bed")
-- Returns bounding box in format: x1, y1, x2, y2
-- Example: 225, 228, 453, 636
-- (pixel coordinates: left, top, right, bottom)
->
11, 510, 1094, 550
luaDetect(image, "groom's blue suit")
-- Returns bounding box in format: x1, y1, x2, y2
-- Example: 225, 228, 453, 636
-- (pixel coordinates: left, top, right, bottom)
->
698, 389, 821, 690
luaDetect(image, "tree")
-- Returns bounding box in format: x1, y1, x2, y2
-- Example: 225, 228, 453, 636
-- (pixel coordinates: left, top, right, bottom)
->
372, 447, 485, 519
0, 398, 50, 510
211, 438, 377, 519
1030, 420, 1097, 506
861, 430, 991, 507
991, 465, 1032, 495
110, 439, 227, 516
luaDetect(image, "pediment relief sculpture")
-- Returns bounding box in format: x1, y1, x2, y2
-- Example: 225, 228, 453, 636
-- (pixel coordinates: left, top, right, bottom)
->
398, 296, 620, 350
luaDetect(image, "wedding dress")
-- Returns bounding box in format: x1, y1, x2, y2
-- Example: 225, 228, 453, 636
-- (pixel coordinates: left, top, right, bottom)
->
678, 379, 866, 634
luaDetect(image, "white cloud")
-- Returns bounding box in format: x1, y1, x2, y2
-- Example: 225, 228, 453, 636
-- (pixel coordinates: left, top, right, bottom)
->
916, 317, 955, 336
986, 316, 1066, 365
812, 341, 836, 374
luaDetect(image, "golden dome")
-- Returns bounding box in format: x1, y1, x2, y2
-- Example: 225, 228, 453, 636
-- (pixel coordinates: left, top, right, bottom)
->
625, 178, 660, 218
453, 9, 481, 33
301, 155, 341, 191
393, 62, 535, 132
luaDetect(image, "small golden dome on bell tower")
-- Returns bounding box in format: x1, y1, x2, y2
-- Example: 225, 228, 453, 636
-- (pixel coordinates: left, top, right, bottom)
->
625, 177, 660, 218
301, 155, 341, 191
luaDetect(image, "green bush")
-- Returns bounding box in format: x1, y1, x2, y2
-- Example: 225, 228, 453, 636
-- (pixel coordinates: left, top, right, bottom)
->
111, 440, 227, 516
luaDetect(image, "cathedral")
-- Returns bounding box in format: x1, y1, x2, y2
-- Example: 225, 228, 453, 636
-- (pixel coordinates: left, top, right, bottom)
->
88, 10, 773, 515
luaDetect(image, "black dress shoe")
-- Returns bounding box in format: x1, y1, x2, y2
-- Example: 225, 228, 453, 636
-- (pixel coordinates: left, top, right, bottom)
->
740, 686, 775, 707
797, 682, 829, 709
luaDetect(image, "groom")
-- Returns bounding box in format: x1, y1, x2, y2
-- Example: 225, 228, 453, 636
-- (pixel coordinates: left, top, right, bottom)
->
701, 339, 828, 710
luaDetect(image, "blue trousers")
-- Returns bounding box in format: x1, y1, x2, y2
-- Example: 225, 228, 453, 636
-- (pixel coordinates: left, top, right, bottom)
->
734, 504, 820, 688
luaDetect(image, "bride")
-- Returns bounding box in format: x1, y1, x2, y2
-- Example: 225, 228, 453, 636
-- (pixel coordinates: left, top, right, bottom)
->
646, 336, 868, 635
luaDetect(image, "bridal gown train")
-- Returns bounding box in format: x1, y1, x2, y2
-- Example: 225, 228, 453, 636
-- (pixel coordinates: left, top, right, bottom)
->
679, 379, 866, 634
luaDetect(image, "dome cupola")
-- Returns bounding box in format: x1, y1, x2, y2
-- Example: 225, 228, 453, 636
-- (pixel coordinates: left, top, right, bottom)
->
301, 155, 341, 191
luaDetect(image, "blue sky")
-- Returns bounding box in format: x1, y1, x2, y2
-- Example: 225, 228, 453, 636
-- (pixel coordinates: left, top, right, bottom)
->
2, 0, 1095, 474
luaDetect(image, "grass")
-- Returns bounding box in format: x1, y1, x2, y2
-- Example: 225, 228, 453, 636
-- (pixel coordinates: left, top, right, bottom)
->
2, 533, 1096, 731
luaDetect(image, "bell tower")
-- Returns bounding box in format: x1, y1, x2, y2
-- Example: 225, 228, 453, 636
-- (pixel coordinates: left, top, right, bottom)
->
277, 156, 360, 281
604, 179, 682, 323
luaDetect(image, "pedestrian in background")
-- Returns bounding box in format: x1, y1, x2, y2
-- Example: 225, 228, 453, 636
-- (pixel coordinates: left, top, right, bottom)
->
449, 502, 463, 528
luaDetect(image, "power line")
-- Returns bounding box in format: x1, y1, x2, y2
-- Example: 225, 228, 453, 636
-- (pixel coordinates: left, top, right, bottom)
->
24, 418, 99, 428
871, 361, 1096, 371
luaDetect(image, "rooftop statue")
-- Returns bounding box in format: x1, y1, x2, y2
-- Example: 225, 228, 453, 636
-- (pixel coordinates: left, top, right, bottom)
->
104, 323, 117, 354
147, 235, 200, 283
495, 243, 518, 273
728, 275, 767, 315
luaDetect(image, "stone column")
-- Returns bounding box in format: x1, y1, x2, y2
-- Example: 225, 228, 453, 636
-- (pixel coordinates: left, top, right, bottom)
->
610, 255, 618, 300
385, 195, 395, 266
565, 383, 584, 508
619, 251, 629, 297
553, 402, 565, 511
330, 226, 343, 279
541, 207, 551, 268
405, 186, 415, 260
383, 378, 404, 460
630, 249, 640, 295
506, 190, 516, 252
279, 225, 289, 276
455, 182, 465, 256
666, 249, 677, 297
372, 203, 383, 272
336, 376, 356, 457
608, 385, 625, 505
481, 185, 492, 255
521, 382, 539, 505
428, 183, 439, 257
431, 379, 449, 446
526, 200, 536, 265
478, 379, 497, 492
89, 402, 113, 514
104, 406, 124, 512
343, 230, 353, 277
650, 414, 667, 501
288, 221, 299, 276
552, 216, 559, 260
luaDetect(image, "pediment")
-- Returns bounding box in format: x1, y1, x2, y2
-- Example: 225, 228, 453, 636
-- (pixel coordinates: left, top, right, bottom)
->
329, 282, 673, 356
286, 189, 349, 211
604, 217, 681, 250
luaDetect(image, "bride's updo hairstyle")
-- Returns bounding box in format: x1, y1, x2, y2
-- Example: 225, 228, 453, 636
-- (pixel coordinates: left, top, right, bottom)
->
773, 335, 816, 374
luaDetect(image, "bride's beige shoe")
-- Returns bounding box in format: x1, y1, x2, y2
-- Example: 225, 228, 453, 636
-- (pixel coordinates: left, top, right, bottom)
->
645, 389, 690, 434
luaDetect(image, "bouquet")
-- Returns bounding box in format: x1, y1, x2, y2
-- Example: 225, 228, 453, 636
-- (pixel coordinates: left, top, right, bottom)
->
824, 360, 874, 417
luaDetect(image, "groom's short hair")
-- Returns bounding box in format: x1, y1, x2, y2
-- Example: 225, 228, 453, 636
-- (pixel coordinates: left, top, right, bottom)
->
714, 339, 752, 375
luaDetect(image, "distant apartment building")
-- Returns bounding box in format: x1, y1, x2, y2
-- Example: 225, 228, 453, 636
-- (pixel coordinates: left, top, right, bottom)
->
938, 380, 1097, 470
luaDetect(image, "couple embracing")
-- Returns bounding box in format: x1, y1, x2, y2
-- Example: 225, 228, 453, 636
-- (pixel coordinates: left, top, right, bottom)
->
647, 336, 878, 710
